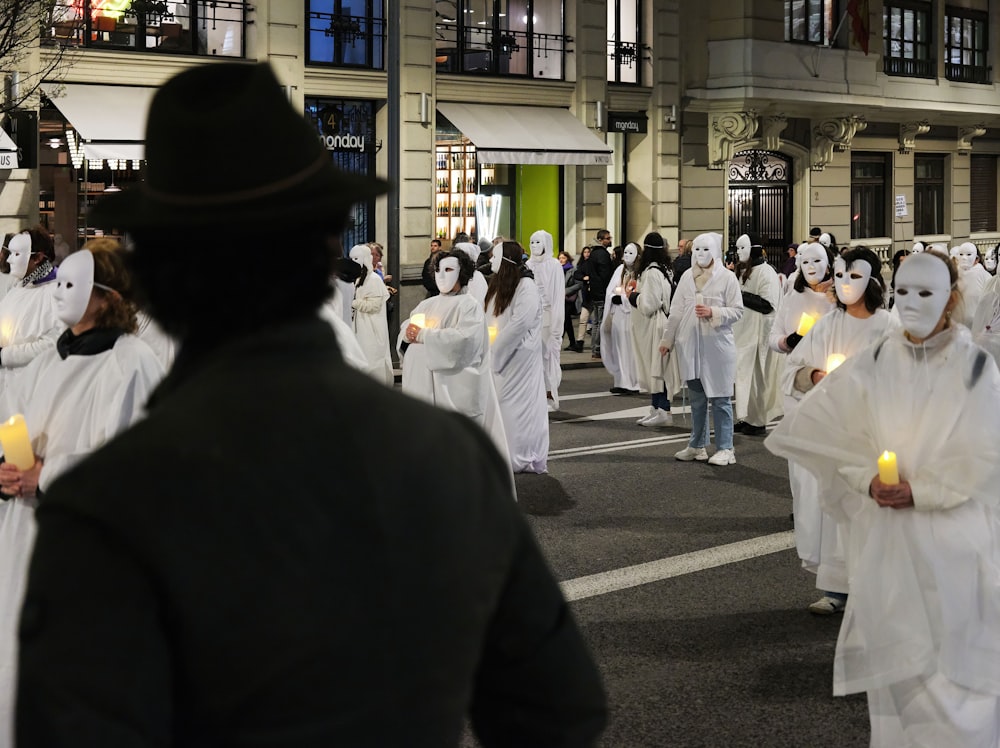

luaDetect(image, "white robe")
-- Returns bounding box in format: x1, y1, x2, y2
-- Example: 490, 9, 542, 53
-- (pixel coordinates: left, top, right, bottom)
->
318, 304, 369, 373
0, 281, 62, 386
488, 277, 548, 474
629, 262, 681, 396
466, 270, 488, 308
958, 264, 992, 327
662, 263, 744, 397
351, 270, 393, 387
397, 292, 509, 462
0, 274, 16, 305
733, 262, 783, 425
0, 333, 164, 747
601, 265, 642, 391
765, 326, 1000, 745
782, 308, 895, 594
526, 255, 565, 407
136, 313, 177, 372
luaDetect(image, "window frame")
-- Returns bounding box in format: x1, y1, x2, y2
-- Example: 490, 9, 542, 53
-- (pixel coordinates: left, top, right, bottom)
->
944, 6, 990, 84
607, 0, 643, 85
306, 0, 385, 69
784, 0, 837, 46
882, 0, 936, 79
850, 152, 890, 241
914, 153, 947, 236
970, 154, 998, 233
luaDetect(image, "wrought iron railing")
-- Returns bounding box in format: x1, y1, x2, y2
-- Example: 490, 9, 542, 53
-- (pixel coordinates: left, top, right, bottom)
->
883, 56, 936, 78
307, 11, 385, 68
945, 62, 991, 84
435, 25, 571, 78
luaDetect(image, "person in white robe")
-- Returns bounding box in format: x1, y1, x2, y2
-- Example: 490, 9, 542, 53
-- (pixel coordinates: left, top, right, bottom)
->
485, 241, 548, 474
136, 312, 177, 371
452, 242, 488, 308
0, 241, 164, 748
629, 232, 679, 428
731, 235, 782, 436
525, 230, 565, 410
660, 232, 743, 466
397, 250, 509, 462
782, 247, 894, 616
347, 243, 393, 386
318, 290, 369, 373
952, 242, 991, 327
0, 231, 62, 388
602, 243, 643, 395
766, 249, 1000, 748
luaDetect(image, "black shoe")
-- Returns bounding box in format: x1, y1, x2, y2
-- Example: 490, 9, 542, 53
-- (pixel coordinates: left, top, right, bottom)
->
733, 421, 746, 433
743, 424, 767, 436
610, 387, 628, 394
564, 344, 577, 351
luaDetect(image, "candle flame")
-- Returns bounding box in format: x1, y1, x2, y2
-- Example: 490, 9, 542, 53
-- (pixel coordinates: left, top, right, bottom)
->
410, 313, 425, 329
826, 353, 846, 372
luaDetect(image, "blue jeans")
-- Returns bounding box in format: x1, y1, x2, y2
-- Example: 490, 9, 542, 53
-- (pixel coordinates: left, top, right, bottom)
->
591, 302, 605, 355
686, 378, 734, 451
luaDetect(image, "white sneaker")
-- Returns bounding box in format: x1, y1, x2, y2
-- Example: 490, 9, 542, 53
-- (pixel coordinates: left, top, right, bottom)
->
547, 400, 558, 412
642, 410, 673, 428
636, 406, 657, 425
707, 448, 736, 466
674, 446, 708, 461
808, 596, 846, 615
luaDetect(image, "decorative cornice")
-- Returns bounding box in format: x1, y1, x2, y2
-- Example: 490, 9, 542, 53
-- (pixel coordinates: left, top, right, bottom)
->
957, 125, 987, 155
899, 121, 931, 154
708, 111, 758, 169
759, 115, 788, 152
811, 116, 867, 170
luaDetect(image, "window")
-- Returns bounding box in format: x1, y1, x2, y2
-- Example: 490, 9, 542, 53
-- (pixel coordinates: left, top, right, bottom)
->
785, 0, 835, 45
435, 0, 568, 79
851, 153, 889, 240
607, 0, 642, 84
914, 154, 946, 236
883, 1, 934, 78
44, 0, 251, 57
945, 7, 990, 84
307, 1, 384, 68
970, 155, 997, 233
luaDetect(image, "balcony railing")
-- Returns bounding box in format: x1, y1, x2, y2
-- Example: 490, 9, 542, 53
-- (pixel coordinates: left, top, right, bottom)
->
307, 11, 385, 68
435, 26, 571, 79
946, 62, 992, 84
44, 0, 253, 57
883, 56, 937, 78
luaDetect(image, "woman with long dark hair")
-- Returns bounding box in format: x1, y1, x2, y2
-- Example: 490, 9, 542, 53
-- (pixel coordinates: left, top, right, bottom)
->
485, 241, 548, 473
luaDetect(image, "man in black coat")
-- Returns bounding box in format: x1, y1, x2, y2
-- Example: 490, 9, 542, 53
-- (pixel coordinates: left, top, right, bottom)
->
16, 62, 607, 748
574, 230, 613, 359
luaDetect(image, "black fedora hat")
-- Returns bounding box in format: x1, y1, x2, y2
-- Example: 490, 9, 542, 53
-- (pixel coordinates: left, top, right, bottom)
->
90, 62, 388, 230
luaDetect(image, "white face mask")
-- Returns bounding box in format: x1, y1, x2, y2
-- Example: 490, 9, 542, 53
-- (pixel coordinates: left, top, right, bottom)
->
818, 233, 832, 249
911, 242, 925, 254
692, 240, 714, 268
894, 253, 953, 339
7, 233, 32, 280
736, 234, 751, 264
529, 230, 550, 258
54, 250, 95, 327
833, 256, 872, 306
623, 243, 638, 268
490, 245, 504, 274
435, 257, 461, 294
349, 244, 371, 270
985, 249, 998, 272
956, 243, 977, 271
798, 245, 828, 286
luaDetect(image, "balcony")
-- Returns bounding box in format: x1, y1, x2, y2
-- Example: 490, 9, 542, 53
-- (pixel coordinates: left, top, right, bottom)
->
883, 56, 936, 78
946, 62, 992, 84
435, 26, 570, 79
307, 11, 385, 69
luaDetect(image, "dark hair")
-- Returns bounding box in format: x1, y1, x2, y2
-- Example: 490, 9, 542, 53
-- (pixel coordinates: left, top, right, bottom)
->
128, 222, 346, 343
740, 245, 766, 284
888, 249, 911, 309
433, 249, 474, 290
484, 241, 526, 317
596, 229, 610, 243
793, 245, 836, 293
809, 227, 822, 238
27, 226, 54, 263
0, 233, 12, 274
611, 245, 624, 267
835, 246, 885, 313
636, 232, 670, 276
81, 238, 139, 333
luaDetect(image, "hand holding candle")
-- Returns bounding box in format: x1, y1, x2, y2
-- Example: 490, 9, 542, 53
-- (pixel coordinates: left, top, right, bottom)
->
878, 450, 899, 485
410, 313, 425, 329
0, 414, 34, 470
796, 313, 816, 336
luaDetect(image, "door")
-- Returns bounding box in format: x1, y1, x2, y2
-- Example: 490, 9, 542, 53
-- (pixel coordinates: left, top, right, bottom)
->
727, 150, 792, 268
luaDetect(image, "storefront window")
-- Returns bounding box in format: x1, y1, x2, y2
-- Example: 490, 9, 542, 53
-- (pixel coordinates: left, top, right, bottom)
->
305, 98, 378, 249
306, 0, 385, 68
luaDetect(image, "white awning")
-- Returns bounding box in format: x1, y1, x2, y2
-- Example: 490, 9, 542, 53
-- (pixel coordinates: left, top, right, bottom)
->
437, 103, 613, 166
42, 82, 157, 161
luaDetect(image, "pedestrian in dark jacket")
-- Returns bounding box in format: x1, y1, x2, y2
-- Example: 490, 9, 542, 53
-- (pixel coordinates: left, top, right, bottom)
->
574, 230, 614, 358
16, 61, 607, 748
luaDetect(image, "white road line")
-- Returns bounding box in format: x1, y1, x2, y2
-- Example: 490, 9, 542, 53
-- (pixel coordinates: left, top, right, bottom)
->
549, 434, 690, 460
557, 405, 693, 423
560, 531, 796, 601
559, 391, 615, 401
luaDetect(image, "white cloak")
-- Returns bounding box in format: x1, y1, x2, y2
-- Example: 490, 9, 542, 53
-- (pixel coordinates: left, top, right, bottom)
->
661, 263, 744, 397
488, 277, 548, 474
0, 333, 164, 746
782, 307, 895, 593
601, 265, 642, 391
629, 262, 681, 396
766, 326, 1000, 710
0, 281, 62, 380
318, 304, 369, 373
397, 292, 509, 462
733, 262, 783, 425
958, 263, 992, 327
351, 270, 393, 387
136, 313, 177, 372
526, 255, 565, 407
466, 270, 488, 308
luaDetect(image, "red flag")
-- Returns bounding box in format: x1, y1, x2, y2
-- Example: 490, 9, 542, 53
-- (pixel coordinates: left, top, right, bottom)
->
847, 0, 870, 55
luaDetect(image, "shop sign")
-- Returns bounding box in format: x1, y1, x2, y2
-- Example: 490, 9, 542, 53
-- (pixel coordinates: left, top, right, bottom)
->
0, 151, 17, 169
312, 99, 375, 154
608, 112, 647, 134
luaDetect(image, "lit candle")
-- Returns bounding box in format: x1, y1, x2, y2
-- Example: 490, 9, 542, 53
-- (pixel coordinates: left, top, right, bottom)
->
796, 313, 816, 336
0, 414, 34, 470
614, 286, 624, 295
488, 325, 498, 344
825, 353, 846, 372
410, 313, 425, 329
877, 450, 899, 485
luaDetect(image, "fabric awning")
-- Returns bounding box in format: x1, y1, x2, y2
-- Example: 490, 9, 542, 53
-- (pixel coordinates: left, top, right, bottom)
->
42, 82, 157, 161
436, 103, 613, 166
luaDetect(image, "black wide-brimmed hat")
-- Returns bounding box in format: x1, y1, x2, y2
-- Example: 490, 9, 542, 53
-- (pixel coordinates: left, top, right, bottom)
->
90, 62, 389, 230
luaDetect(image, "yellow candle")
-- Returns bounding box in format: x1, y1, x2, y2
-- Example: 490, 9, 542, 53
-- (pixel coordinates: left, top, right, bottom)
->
410, 313, 425, 328
488, 325, 498, 344
878, 450, 899, 485
0, 414, 34, 470
796, 313, 816, 336
826, 353, 846, 372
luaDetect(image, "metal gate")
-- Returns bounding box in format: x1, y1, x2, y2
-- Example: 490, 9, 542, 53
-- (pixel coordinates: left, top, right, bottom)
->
727, 150, 792, 268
